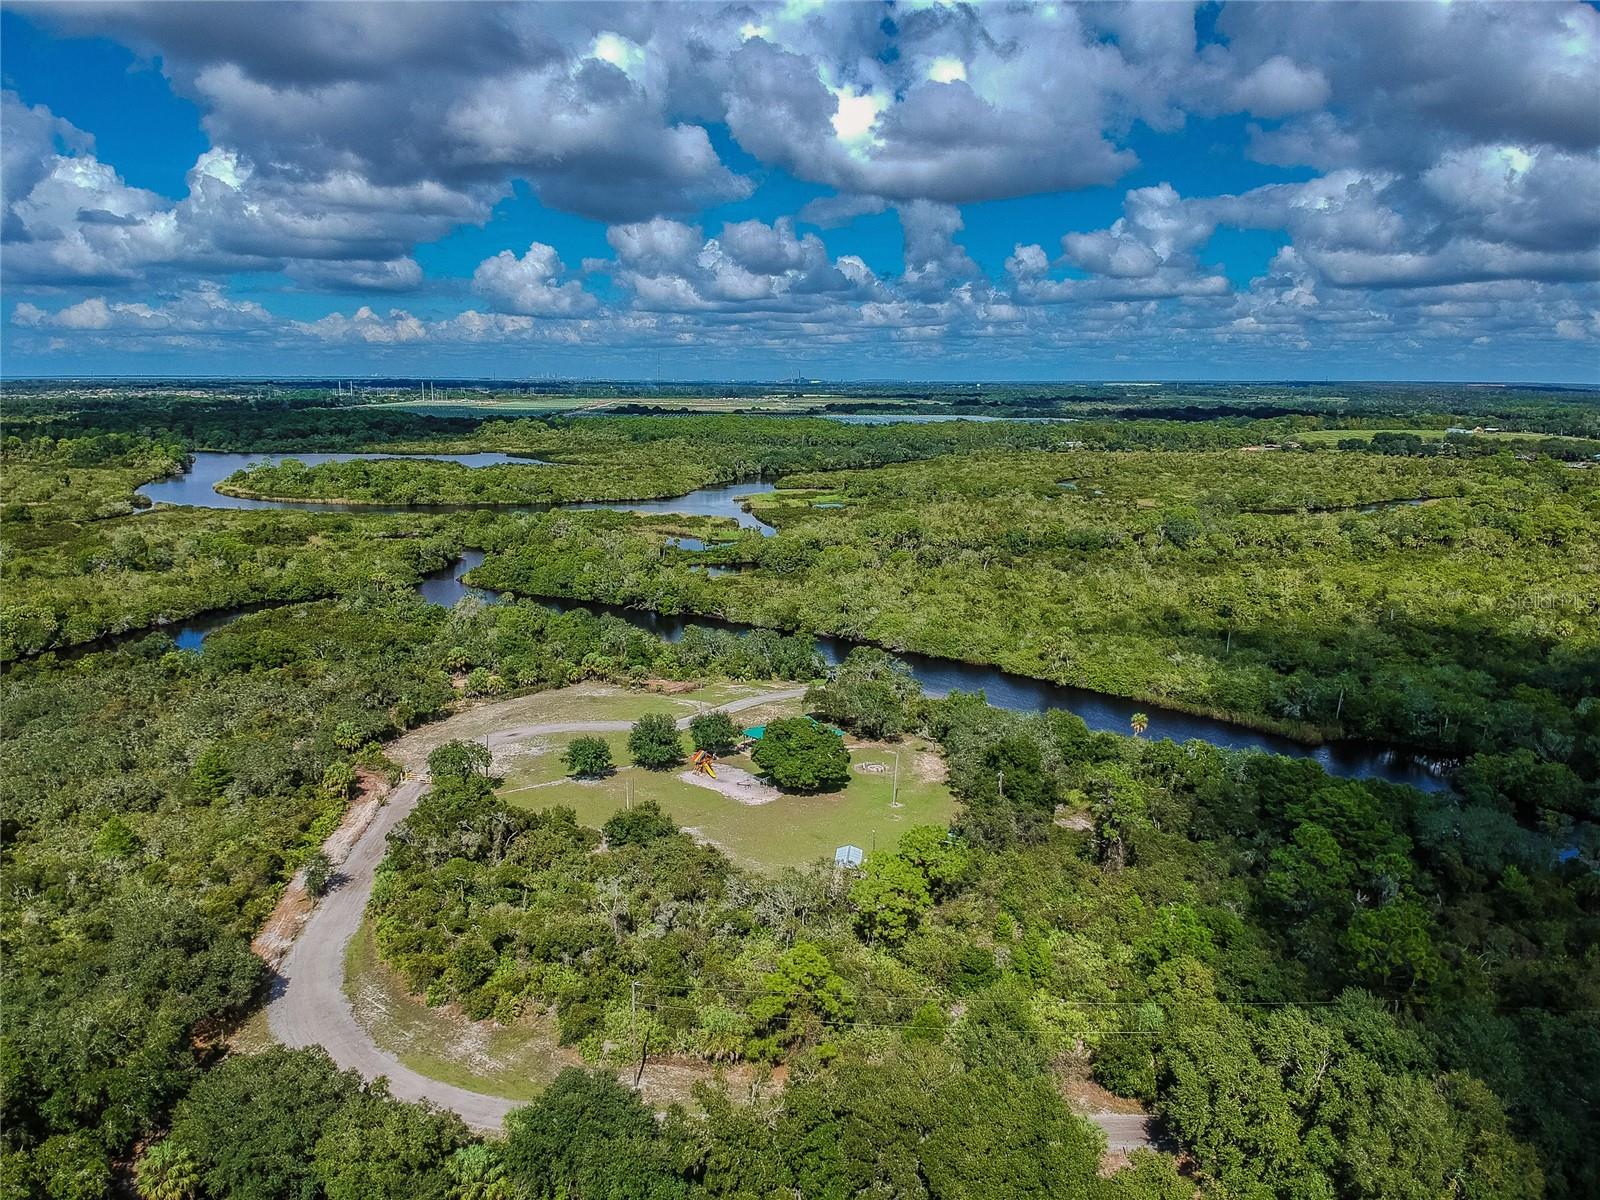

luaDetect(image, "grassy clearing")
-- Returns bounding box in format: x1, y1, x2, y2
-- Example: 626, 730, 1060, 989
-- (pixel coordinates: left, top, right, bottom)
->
344, 922, 565, 1100
229, 1005, 276, 1056
498, 732, 956, 871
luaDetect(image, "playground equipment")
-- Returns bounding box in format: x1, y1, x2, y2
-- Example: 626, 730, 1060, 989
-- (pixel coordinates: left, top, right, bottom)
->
690, 749, 717, 779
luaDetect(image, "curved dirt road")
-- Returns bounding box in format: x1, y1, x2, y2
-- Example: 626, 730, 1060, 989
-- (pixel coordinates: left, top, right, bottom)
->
266, 684, 1156, 1151
267, 688, 805, 1130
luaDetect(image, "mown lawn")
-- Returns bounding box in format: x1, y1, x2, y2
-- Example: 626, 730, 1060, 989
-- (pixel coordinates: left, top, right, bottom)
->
497, 733, 956, 871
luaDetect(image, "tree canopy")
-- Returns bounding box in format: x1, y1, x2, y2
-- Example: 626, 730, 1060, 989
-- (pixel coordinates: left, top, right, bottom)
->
629, 713, 685, 769
752, 718, 852, 791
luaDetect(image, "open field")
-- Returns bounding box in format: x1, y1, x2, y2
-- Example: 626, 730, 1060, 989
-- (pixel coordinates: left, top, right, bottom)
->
497, 730, 954, 871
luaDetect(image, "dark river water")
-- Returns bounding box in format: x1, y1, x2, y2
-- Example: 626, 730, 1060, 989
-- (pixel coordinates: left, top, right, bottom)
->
417, 552, 1448, 791
123, 454, 1446, 789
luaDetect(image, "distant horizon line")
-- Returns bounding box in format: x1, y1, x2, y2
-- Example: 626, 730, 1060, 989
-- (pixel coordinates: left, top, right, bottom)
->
3, 374, 1597, 391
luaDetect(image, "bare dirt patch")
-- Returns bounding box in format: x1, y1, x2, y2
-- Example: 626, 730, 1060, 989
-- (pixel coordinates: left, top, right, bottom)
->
913, 747, 947, 784
850, 738, 948, 785
488, 736, 550, 777
1058, 1075, 1148, 1116
677, 765, 781, 805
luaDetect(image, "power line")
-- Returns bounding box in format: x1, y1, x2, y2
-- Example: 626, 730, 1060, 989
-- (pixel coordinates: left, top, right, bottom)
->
636, 1000, 1292, 1035
624, 979, 1351, 1007
628, 998, 1599, 1035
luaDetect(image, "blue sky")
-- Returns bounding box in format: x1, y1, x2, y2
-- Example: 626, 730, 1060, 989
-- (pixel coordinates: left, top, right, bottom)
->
2, 2, 1596, 382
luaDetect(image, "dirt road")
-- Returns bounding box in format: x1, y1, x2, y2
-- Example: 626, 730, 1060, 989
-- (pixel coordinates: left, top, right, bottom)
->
265, 683, 1156, 1152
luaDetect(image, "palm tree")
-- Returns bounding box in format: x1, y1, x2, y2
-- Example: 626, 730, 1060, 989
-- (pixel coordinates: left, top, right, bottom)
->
447, 1143, 513, 1200
135, 1140, 200, 1200
1130, 712, 1149, 738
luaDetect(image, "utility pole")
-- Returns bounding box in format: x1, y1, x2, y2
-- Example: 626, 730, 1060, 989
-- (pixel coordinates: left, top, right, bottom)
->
890, 750, 900, 809
631, 980, 649, 1087
998, 770, 1004, 804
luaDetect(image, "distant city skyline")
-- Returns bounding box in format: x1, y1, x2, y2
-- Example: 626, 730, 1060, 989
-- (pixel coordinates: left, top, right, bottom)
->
3, 1, 1597, 382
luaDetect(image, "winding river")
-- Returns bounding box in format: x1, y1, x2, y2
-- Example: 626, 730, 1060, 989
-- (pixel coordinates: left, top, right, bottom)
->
124, 452, 1448, 790
136, 451, 778, 531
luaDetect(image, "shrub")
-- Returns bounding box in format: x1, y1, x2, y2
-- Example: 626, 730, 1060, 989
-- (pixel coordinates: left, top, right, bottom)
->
602, 800, 676, 846
427, 739, 492, 783
689, 710, 741, 755
628, 713, 683, 769
304, 851, 333, 898
134, 1139, 201, 1200
563, 736, 614, 778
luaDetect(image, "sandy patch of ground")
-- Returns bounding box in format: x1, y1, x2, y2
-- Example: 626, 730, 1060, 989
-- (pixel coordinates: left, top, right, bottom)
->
913, 747, 947, 784
677, 765, 781, 805
1057, 1073, 1149, 1116
850, 738, 948, 786
348, 945, 565, 1096
628, 1057, 780, 1107
348, 922, 777, 1109
1055, 1068, 1161, 1163
488, 736, 550, 777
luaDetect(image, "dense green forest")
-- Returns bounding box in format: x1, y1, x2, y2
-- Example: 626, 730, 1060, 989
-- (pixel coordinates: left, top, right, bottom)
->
209, 413, 1600, 508
463, 446, 1598, 761
1, 385, 1595, 1198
